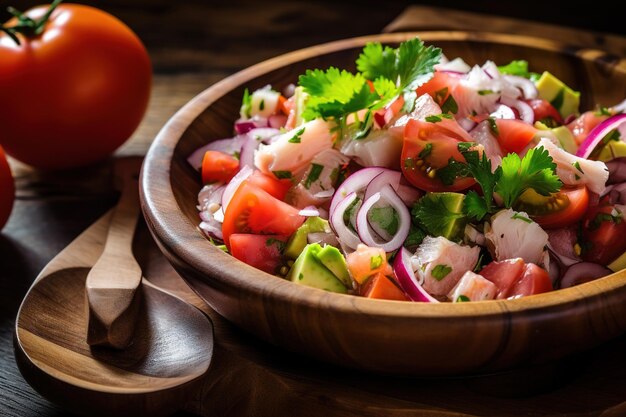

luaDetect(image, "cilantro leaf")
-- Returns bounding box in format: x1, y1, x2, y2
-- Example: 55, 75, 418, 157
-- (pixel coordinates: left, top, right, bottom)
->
412, 195, 465, 238
357, 37, 441, 111
494, 147, 562, 208
464, 190, 488, 221
497, 60, 540, 80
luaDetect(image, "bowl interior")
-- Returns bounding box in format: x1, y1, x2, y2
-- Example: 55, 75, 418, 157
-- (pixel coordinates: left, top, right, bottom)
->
143, 32, 626, 375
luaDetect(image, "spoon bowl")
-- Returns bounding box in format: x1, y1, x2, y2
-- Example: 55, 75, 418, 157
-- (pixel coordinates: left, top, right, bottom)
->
14, 169, 213, 417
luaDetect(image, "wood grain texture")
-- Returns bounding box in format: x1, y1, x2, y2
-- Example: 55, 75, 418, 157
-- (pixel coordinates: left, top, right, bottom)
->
14, 199, 626, 417
86, 159, 143, 349
14, 208, 213, 417
141, 31, 626, 376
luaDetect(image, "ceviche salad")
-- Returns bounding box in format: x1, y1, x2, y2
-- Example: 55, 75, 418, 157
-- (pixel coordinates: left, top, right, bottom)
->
188, 37, 626, 303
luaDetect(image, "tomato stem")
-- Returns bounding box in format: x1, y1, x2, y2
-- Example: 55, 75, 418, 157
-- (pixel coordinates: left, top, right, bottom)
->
0, 0, 63, 45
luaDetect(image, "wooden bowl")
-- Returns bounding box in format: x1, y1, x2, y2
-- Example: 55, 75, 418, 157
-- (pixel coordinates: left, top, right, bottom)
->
141, 31, 626, 376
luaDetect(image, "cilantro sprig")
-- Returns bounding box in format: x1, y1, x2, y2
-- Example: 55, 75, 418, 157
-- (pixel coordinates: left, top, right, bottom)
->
298, 36, 442, 130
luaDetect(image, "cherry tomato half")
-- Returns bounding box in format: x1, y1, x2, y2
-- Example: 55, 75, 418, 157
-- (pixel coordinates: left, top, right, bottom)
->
0, 4, 151, 169
515, 186, 589, 229
401, 118, 475, 192
580, 203, 626, 265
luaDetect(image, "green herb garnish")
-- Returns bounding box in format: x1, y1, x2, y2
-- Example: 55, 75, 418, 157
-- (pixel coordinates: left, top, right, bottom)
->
432, 264, 452, 281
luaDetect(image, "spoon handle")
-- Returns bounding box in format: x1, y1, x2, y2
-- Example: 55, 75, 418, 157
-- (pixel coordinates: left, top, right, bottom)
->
86, 160, 143, 349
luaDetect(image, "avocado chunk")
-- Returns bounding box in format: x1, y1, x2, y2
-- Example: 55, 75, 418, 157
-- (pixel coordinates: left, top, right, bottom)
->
288, 244, 348, 293
284, 217, 330, 259
597, 141, 626, 162
314, 245, 351, 287
413, 192, 466, 241
535, 121, 577, 154
535, 71, 580, 118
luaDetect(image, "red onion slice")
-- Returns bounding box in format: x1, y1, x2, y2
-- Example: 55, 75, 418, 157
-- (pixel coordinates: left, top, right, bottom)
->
560, 262, 612, 289
458, 117, 477, 132
607, 158, 626, 184
329, 167, 386, 215
329, 192, 362, 250
393, 248, 438, 302
355, 185, 411, 252
364, 170, 401, 201
235, 121, 257, 135
500, 96, 534, 124
268, 114, 288, 129
239, 135, 257, 169
247, 127, 281, 143
186, 135, 247, 170
576, 114, 626, 159
221, 165, 253, 212
198, 184, 226, 240
503, 74, 538, 99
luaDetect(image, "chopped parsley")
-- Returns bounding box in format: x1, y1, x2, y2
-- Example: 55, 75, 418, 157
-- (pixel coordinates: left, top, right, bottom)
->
440, 92, 458, 115
259, 99, 265, 111
304, 163, 324, 189
425, 113, 453, 123
412, 196, 465, 238
368, 206, 399, 236
418, 143, 433, 159
487, 117, 499, 136
370, 255, 384, 270
240, 88, 252, 118
404, 224, 426, 247
456, 295, 471, 302
595, 106, 612, 116
497, 60, 540, 80
431, 264, 452, 281
478, 89, 495, 96
272, 170, 293, 180
288, 126, 305, 143
572, 161, 584, 174
511, 212, 533, 224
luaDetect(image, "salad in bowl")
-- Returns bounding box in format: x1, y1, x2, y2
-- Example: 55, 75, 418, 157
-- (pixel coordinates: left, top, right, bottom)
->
187, 36, 626, 304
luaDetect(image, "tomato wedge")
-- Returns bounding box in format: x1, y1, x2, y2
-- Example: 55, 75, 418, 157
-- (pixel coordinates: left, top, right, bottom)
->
494, 119, 537, 154
360, 272, 409, 301
247, 170, 292, 201
526, 99, 564, 126
229, 234, 287, 274
222, 182, 305, 248
507, 263, 552, 299
202, 150, 239, 184
401, 118, 475, 192
516, 186, 589, 229
580, 202, 626, 265
480, 259, 552, 299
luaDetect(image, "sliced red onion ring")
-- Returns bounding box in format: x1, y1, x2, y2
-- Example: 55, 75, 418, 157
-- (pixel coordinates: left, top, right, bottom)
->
364, 170, 401, 201
329, 192, 362, 250
198, 184, 226, 240
221, 165, 253, 212
503, 74, 538, 99
186, 135, 247, 170
299, 206, 320, 217
234, 121, 257, 135
313, 188, 335, 199
609, 183, 626, 205
560, 262, 612, 289
356, 185, 410, 252
329, 167, 386, 215
458, 117, 477, 132
576, 114, 626, 159
606, 158, 626, 184
393, 248, 438, 302
239, 135, 257, 169
500, 96, 534, 124
490, 104, 516, 120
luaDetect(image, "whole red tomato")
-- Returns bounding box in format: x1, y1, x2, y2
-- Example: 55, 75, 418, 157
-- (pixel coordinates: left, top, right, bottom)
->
0, 146, 15, 229
0, 2, 151, 169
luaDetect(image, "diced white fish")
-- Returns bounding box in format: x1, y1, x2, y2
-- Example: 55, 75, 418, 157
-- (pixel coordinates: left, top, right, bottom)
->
341, 128, 403, 169
286, 149, 350, 209
412, 236, 480, 296
470, 120, 504, 170
241, 85, 280, 119
389, 94, 442, 130
536, 137, 609, 195
484, 209, 548, 265
254, 118, 334, 177
448, 271, 497, 302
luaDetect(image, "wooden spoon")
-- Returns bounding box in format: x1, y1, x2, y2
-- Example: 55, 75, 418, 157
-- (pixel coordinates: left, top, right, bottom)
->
14, 159, 213, 417
86, 159, 143, 349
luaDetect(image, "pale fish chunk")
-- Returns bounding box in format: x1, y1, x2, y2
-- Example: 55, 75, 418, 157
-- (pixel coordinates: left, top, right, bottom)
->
412, 236, 480, 296
448, 271, 497, 302
254, 118, 334, 176
536, 137, 609, 195
484, 209, 548, 265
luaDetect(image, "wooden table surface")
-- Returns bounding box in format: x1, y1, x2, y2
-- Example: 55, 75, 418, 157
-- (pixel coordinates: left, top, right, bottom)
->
1, 2, 625, 416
